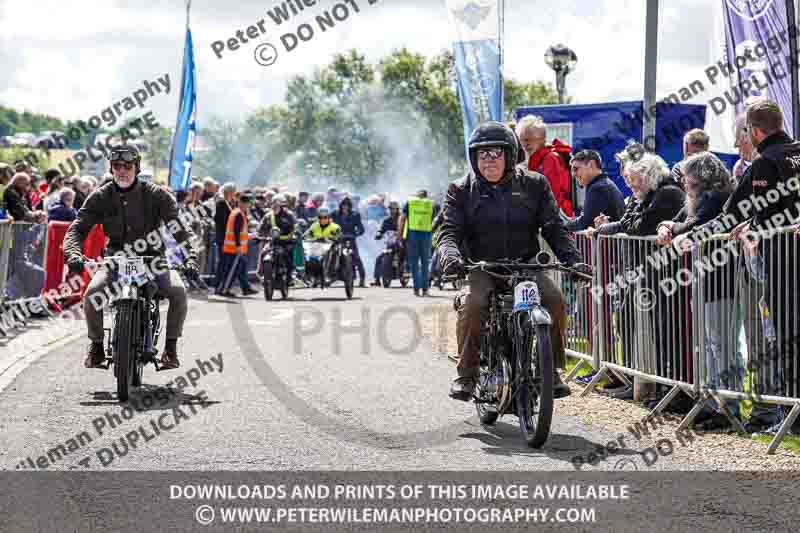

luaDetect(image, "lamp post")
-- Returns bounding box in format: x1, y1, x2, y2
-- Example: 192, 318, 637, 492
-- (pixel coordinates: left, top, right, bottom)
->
544, 44, 578, 104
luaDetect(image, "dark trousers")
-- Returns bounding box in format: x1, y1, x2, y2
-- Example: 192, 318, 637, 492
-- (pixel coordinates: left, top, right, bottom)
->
218, 253, 252, 292
455, 271, 567, 378
406, 230, 432, 290
351, 241, 365, 283
213, 237, 226, 288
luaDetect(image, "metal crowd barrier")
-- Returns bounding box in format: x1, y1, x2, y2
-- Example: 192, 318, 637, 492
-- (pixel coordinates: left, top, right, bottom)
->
689, 227, 800, 452
0, 221, 12, 302
4, 222, 49, 301
560, 232, 602, 382
565, 226, 800, 453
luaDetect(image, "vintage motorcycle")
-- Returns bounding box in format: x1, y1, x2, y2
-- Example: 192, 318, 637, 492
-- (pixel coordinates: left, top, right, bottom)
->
375, 230, 409, 288
83, 255, 193, 402
259, 229, 295, 301
446, 253, 592, 447
303, 234, 355, 299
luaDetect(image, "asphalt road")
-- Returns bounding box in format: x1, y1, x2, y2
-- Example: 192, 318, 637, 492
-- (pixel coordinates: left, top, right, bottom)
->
0, 284, 677, 472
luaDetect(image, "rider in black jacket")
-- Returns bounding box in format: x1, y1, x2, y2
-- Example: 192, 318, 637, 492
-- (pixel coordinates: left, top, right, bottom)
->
334, 196, 366, 287
257, 194, 297, 279
437, 121, 584, 400
371, 201, 402, 286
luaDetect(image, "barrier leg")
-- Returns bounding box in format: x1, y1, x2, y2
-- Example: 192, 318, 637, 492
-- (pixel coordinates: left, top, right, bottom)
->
565, 358, 587, 383
767, 403, 800, 455
610, 368, 632, 388
580, 366, 609, 397
710, 392, 747, 435
678, 392, 711, 431
647, 383, 682, 420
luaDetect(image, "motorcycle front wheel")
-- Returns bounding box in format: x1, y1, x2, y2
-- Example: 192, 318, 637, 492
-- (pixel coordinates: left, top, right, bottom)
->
515, 322, 554, 448
263, 260, 274, 301
341, 256, 354, 299
114, 301, 137, 403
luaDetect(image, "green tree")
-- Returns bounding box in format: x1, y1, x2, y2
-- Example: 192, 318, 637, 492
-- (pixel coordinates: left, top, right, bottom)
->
188, 49, 562, 192
141, 125, 172, 178
503, 78, 563, 117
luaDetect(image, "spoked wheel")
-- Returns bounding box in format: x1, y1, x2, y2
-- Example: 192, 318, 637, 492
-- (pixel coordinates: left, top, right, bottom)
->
263, 261, 274, 301
280, 275, 289, 300
114, 301, 137, 403
342, 256, 354, 299
476, 356, 512, 425
380, 255, 392, 288
515, 322, 554, 448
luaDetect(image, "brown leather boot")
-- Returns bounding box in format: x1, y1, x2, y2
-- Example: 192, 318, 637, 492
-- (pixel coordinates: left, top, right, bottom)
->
84, 342, 107, 369
160, 339, 180, 370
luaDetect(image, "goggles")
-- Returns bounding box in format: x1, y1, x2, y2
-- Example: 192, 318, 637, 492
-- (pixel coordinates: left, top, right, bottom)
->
109, 150, 138, 162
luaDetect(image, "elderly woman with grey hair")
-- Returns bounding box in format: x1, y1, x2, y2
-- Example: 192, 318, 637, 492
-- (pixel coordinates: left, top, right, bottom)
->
656, 152, 732, 246
617, 153, 685, 236
657, 152, 741, 430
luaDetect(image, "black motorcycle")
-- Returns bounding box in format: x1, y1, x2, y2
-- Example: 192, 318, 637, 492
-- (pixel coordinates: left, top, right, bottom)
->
303, 234, 355, 299
259, 229, 295, 301
375, 230, 409, 288
84, 255, 192, 402
447, 253, 592, 448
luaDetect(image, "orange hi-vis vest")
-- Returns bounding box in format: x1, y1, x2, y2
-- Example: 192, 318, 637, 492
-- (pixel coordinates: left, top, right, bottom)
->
223, 208, 248, 254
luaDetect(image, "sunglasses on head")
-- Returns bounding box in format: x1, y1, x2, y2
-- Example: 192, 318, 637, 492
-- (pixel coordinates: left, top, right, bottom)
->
109, 150, 138, 162
477, 148, 504, 161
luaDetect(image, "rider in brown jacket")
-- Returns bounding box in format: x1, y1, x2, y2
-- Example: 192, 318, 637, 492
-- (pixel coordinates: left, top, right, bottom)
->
63, 144, 198, 370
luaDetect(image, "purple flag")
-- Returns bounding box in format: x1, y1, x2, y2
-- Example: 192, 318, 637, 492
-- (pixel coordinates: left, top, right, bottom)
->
720, 0, 798, 136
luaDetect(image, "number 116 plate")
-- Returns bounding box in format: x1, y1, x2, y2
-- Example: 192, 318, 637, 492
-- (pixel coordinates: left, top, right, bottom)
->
513, 281, 540, 311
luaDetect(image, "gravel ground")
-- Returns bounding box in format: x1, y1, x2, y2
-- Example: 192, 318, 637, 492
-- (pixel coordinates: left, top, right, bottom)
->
420, 300, 800, 471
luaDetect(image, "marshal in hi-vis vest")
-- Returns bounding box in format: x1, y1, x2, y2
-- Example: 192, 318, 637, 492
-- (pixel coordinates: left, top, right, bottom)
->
406, 197, 433, 233
223, 208, 248, 254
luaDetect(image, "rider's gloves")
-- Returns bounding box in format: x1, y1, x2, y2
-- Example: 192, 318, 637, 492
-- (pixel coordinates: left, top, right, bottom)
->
184, 259, 199, 280
67, 256, 84, 275
442, 255, 466, 278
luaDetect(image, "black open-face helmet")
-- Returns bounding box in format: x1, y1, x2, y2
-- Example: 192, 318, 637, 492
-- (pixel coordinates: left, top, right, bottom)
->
467, 121, 518, 179
108, 144, 142, 175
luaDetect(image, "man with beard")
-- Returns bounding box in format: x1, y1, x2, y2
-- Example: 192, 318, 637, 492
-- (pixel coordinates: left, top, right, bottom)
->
63, 145, 199, 370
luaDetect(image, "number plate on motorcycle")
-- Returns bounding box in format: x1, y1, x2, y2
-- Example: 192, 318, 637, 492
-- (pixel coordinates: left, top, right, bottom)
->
118, 256, 147, 285
513, 281, 540, 311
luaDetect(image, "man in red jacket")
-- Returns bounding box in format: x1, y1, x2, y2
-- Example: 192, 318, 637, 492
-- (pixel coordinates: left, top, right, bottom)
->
517, 115, 574, 217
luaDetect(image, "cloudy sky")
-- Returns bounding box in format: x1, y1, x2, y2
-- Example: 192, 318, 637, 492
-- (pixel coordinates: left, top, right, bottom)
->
0, 0, 717, 129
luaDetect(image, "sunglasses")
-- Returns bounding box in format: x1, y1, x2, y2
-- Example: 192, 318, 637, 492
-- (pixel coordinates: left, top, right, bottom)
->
111, 161, 135, 170
477, 148, 504, 161
109, 150, 138, 162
